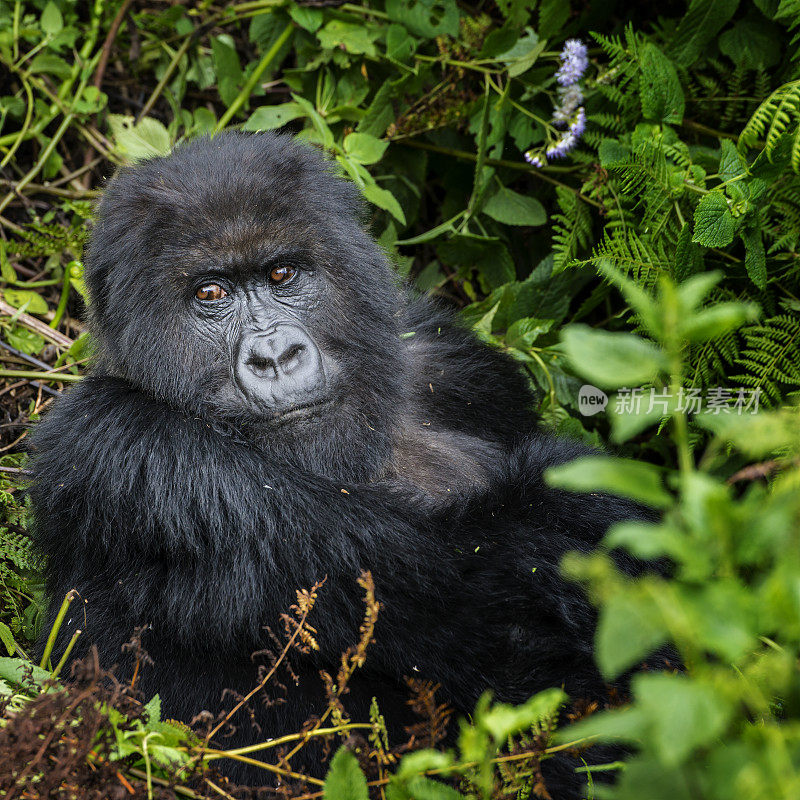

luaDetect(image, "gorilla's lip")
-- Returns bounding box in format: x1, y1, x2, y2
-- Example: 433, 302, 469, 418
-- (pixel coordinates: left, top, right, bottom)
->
268, 398, 334, 425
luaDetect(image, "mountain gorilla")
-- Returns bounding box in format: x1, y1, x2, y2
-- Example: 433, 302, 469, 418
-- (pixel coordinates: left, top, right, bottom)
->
31, 132, 645, 796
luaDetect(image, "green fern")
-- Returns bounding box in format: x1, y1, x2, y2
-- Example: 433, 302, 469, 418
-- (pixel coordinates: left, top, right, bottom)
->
740, 79, 800, 172
551, 187, 592, 272
734, 314, 800, 405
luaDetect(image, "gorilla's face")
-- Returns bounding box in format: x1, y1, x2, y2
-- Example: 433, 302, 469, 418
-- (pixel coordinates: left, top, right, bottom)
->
86, 133, 407, 467
187, 250, 335, 421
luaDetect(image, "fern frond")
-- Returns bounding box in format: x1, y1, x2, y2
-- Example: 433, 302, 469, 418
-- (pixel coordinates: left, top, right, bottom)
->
740, 79, 800, 171
551, 187, 592, 271
734, 314, 800, 405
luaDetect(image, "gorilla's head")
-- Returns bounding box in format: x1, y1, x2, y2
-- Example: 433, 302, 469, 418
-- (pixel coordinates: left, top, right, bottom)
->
86, 133, 405, 475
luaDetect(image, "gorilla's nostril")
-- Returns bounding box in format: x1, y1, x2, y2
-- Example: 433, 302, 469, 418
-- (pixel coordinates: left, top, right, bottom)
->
246, 354, 278, 379
278, 343, 306, 374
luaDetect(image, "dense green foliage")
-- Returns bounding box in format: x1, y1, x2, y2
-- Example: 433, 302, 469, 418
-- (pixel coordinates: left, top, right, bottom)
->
1, 0, 800, 797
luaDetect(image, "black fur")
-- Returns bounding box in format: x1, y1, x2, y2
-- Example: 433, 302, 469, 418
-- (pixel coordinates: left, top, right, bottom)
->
31, 133, 644, 796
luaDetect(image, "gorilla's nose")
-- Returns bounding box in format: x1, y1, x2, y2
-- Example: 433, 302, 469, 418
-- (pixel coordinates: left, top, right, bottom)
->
236, 326, 325, 412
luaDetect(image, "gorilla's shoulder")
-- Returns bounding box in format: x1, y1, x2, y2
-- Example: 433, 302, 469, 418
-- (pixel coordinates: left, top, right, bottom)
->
33, 374, 183, 440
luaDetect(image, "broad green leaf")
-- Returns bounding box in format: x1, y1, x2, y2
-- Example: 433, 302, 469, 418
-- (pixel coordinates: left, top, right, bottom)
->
561, 325, 667, 389
0, 623, 16, 656
634, 672, 732, 765
6, 326, 45, 355
386, 0, 460, 39
692, 191, 735, 247
394, 750, 454, 780
675, 271, 721, 311
505, 317, 552, 349
497, 29, 544, 77
317, 20, 379, 56
386, 23, 418, 61
639, 44, 684, 124
718, 139, 748, 181
363, 184, 406, 224
436, 237, 515, 289
674, 222, 704, 281
288, 5, 324, 31
108, 115, 171, 161
211, 35, 243, 107
344, 132, 388, 165
545, 455, 672, 508
680, 302, 758, 342
41, 1, 63, 35
28, 53, 71, 79
741, 228, 767, 289
4, 289, 48, 315
0, 657, 53, 691
481, 688, 566, 742
243, 102, 304, 131
482, 186, 546, 226
324, 747, 369, 800
357, 81, 398, 137
0, 242, 16, 283
668, 0, 739, 66
596, 594, 668, 679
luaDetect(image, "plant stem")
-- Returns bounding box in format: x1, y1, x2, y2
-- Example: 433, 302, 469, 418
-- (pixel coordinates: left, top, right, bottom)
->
216, 22, 294, 131
52, 629, 82, 678
39, 590, 77, 669
0, 369, 82, 383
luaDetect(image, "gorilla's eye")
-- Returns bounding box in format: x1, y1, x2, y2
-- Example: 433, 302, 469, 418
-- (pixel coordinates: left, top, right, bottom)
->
196, 283, 228, 302
269, 265, 297, 285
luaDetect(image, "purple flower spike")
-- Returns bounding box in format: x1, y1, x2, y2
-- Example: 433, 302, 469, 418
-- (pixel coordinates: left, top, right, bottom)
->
556, 39, 588, 87
569, 107, 586, 138
524, 151, 545, 167
546, 132, 577, 160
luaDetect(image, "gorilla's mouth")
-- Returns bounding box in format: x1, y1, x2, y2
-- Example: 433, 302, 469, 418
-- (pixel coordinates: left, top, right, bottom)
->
268, 398, 335, 425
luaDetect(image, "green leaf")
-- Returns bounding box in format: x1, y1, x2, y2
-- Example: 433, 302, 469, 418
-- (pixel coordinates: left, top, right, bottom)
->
288, 4, 324, 32
386, 24, 418, 61
362, 184, 406, 225
480, 688, 566, 742
0, 242, 17, 283
741, 228, 767, 289
482, 186, 546, 226
317, 20, 379, 56
324, 747, 369, 800
344, 132, 388, 165
4, 289, 48, 315
692, 191, 735, 247
108, 115, 171, 161
243, 102, 304, 131
497, 29, 544, 77
28, 53, 71, 79
0, 657, 53, 691
668, 0, 739, 66
0, 623, 17, 656
634, 673, 732, 765
385, 0, 460, 39
561, 325, 667, 389
357, 81, 399, 137
545, 455, 672, 508
596, 595, 667, 679
41, 1, 63, 35
680, 302, 758, 342
674, 222, 703, 281
639, 43, 685, 124
211, 35, 243, 107
718, 139, 748, 181
505, 318, 552, 349
436, 237, 515, 289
